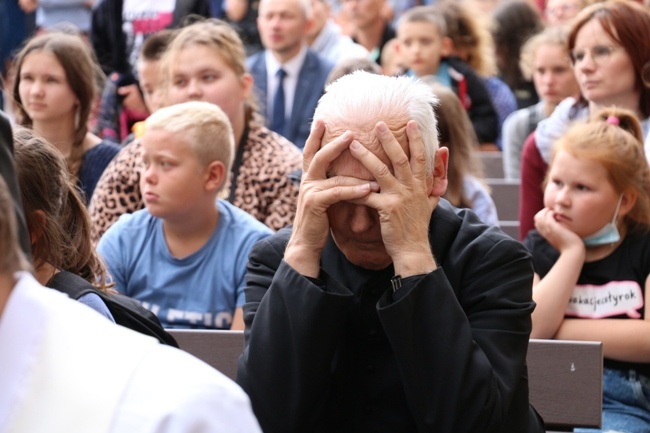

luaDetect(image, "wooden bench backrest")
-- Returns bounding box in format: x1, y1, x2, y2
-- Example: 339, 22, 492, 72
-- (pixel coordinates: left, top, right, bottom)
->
480, 152, 505, 179
527, 339, 603, 430
486, 178, 521, 239
168, 331, 603, 430
487, 178, 520, 221
168, 329, 244, 380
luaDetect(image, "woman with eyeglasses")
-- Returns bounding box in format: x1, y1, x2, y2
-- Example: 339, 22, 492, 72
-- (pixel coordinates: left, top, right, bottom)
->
518, 0, 650, 240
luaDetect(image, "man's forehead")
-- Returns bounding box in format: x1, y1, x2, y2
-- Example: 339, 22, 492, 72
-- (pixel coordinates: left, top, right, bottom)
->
322, 121, 408, 153
323, 120, 409, 179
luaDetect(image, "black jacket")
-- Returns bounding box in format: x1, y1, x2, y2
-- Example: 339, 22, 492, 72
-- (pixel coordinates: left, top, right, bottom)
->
444, 56, 500, 145
237, 200, 545, 433
91, 0, 210, 76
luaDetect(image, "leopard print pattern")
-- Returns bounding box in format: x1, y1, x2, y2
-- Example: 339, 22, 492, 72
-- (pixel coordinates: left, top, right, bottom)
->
231, 114, 302, 231
89, 113, 301, 244
89, 139, 145, 244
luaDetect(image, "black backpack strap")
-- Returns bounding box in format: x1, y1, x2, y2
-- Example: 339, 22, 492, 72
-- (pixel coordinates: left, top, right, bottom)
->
47, 271, 178, 347
99, 292, 179, 347
47, 270, 97, 300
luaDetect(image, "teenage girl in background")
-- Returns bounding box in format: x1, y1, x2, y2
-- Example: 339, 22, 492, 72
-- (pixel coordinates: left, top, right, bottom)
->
502, 26, 580, 180
12, 31, 119, 203
525, 108, 650, 432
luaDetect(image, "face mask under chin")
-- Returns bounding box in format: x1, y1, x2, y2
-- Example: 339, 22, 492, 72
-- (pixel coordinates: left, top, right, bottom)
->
582, 195, 623, 247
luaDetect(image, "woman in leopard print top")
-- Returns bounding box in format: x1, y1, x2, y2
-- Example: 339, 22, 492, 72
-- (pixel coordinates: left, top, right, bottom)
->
89, 21, 301, 243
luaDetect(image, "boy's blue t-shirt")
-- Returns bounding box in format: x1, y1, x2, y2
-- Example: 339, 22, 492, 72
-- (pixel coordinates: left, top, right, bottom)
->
97, 200, 273, 329
406, 60, 452, 88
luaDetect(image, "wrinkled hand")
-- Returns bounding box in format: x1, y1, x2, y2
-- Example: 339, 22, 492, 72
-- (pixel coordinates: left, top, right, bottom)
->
349, 121, 438, 277
285, 120, 379, 277
534, 208, 583, 253
118, 85, 149, 115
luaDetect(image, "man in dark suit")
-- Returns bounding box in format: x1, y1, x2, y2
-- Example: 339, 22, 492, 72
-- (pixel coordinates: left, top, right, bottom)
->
237, 72, 545, 433
0, 111, 30, 257
247, 0, 333, 149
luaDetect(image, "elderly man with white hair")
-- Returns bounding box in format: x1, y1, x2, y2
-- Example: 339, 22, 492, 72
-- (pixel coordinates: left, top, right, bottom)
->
237, 71, 545, 433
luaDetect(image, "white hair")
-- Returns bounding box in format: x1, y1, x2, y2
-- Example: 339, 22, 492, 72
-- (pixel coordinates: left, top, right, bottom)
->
313, 71, 439, 174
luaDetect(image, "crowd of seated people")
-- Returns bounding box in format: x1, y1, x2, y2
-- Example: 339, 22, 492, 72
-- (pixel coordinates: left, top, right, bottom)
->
1, 0, 650, 431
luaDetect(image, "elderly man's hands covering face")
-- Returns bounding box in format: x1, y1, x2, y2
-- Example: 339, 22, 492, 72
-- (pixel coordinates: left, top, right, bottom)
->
284, 118, 446, 278
346, 120, 441, 276
284, 120, 380, 277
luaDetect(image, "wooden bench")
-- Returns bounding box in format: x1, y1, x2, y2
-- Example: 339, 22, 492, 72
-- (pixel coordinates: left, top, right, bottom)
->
487, 178, 520, 221
486, 178, 521, 239
168, 330, 603, 432
168, 329, 243, 380
528, 339, 603, 431
479, 151, 505, 179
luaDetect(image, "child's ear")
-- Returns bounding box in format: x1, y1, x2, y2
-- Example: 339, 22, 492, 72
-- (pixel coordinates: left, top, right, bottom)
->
241, 73, 254, 101
441, 37, 454, 57
204, 160, 227, 192
618, 189, 637, 218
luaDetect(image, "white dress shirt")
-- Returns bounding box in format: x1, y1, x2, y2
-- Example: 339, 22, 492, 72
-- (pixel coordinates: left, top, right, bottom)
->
0, 272, 262, 433
264, 45, 308, 122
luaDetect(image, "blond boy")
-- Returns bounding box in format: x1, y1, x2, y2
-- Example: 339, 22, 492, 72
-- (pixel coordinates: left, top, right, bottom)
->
98, 101, 272, 330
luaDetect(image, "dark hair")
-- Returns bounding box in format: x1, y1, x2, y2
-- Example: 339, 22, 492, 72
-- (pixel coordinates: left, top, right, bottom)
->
13, 128, 111, 291
435, 0, 497, 76
491, 0, 544, 90
139, 29, 178, 62
0, 176, 30, 274
567, 0, 650, 117
11, 31, 102, 176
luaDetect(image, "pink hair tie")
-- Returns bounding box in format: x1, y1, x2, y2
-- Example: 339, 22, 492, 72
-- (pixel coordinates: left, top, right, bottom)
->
606, 115, 620, 126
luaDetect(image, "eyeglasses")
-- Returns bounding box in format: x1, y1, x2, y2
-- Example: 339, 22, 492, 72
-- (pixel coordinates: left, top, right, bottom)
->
569, 45, 621, 66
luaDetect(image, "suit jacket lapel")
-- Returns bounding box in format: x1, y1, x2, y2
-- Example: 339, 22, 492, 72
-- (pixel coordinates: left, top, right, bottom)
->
289, 51, 315, 136
249, 54, 269, 121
